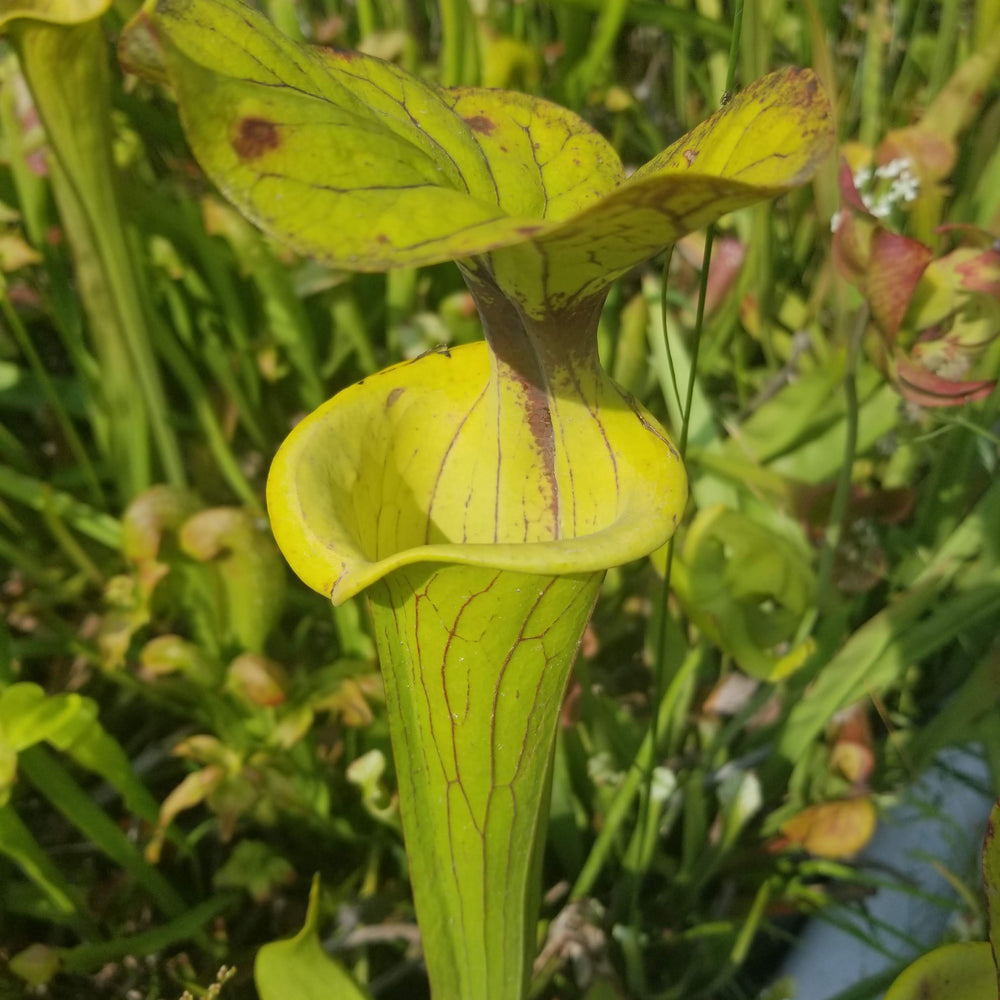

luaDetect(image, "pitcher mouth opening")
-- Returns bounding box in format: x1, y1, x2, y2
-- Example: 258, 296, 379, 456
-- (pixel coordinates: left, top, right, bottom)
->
266, 341, 687, 605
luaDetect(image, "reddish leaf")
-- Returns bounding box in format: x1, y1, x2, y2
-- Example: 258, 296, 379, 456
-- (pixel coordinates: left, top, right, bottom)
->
832, 213, 871, 286
676, 233, 746, 314
837, 158, 868, 213
831, 162, 874, 285
865, 230, 934, 339
955, 247, 1000, 298
895, 357, 996, 407
227, 653, 289, 707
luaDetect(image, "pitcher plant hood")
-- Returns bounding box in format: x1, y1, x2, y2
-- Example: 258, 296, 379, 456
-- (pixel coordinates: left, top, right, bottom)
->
120, 0, 834, 317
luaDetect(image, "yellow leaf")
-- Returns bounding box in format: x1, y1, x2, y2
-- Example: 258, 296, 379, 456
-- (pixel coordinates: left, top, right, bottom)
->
778, 798, 877, 858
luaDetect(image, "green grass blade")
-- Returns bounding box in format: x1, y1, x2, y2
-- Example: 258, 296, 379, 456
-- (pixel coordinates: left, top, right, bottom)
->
0, 281, 104, 506
17, 20, 186, 494
562, 0, 628, 106
59, 893, 238, 972
18, 745, 186, 918
556, 0, 730, 43
0, 803, 93, 934
0, 465, 121, 548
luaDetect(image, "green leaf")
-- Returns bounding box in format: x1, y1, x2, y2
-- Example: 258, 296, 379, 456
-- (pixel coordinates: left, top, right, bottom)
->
718, 362, 882, 465
0, 683, 95, 759
902, 652, 1000, 769
0, 804, 88, 928
884, 942, 997, 1000
778, 577, 1000, 771
60, 893, 237, 973
668, 505, 815, 680
0, 683, 161, 823
178, 507, 287, 652
0, 685, 183, 917
0, 0, 109, 29
255, 876, 372, 1000
0, 465, 121, 549
8, 943, 59, 987
213, 840, 295, 903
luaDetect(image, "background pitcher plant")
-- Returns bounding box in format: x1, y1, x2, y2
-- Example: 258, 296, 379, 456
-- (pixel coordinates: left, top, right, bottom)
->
120, 2, 834, 996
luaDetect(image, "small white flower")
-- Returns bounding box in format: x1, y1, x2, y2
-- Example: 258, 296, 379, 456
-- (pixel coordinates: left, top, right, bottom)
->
851, 156, 920, 220
890, 173, 920, 203
853, 165, 874, 188
874, 156, 911, 179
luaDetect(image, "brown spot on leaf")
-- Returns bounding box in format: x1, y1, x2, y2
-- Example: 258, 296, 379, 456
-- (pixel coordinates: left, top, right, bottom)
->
376, 233, 390, 245
385, 387, 405, 409
792, 69, 820, 105
683, 148, 698, 166
232, 117, 281, 160
464, 115, 496, 135
517, 225, 543, 237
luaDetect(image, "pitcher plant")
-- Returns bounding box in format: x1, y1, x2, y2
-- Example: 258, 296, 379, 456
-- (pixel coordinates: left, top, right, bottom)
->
120, 2, 834, 996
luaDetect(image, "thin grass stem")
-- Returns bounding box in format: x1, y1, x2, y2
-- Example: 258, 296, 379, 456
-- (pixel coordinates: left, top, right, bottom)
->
929, 0, 961, 95
815, 306, 865, 609
0, 465, 121, 548
19, 745, 186, 918
153, 330, 263, 513
0, 283, 104, 507
439, 0, 477, 85
625, 3, 745, 981
859, 0, 886, 147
